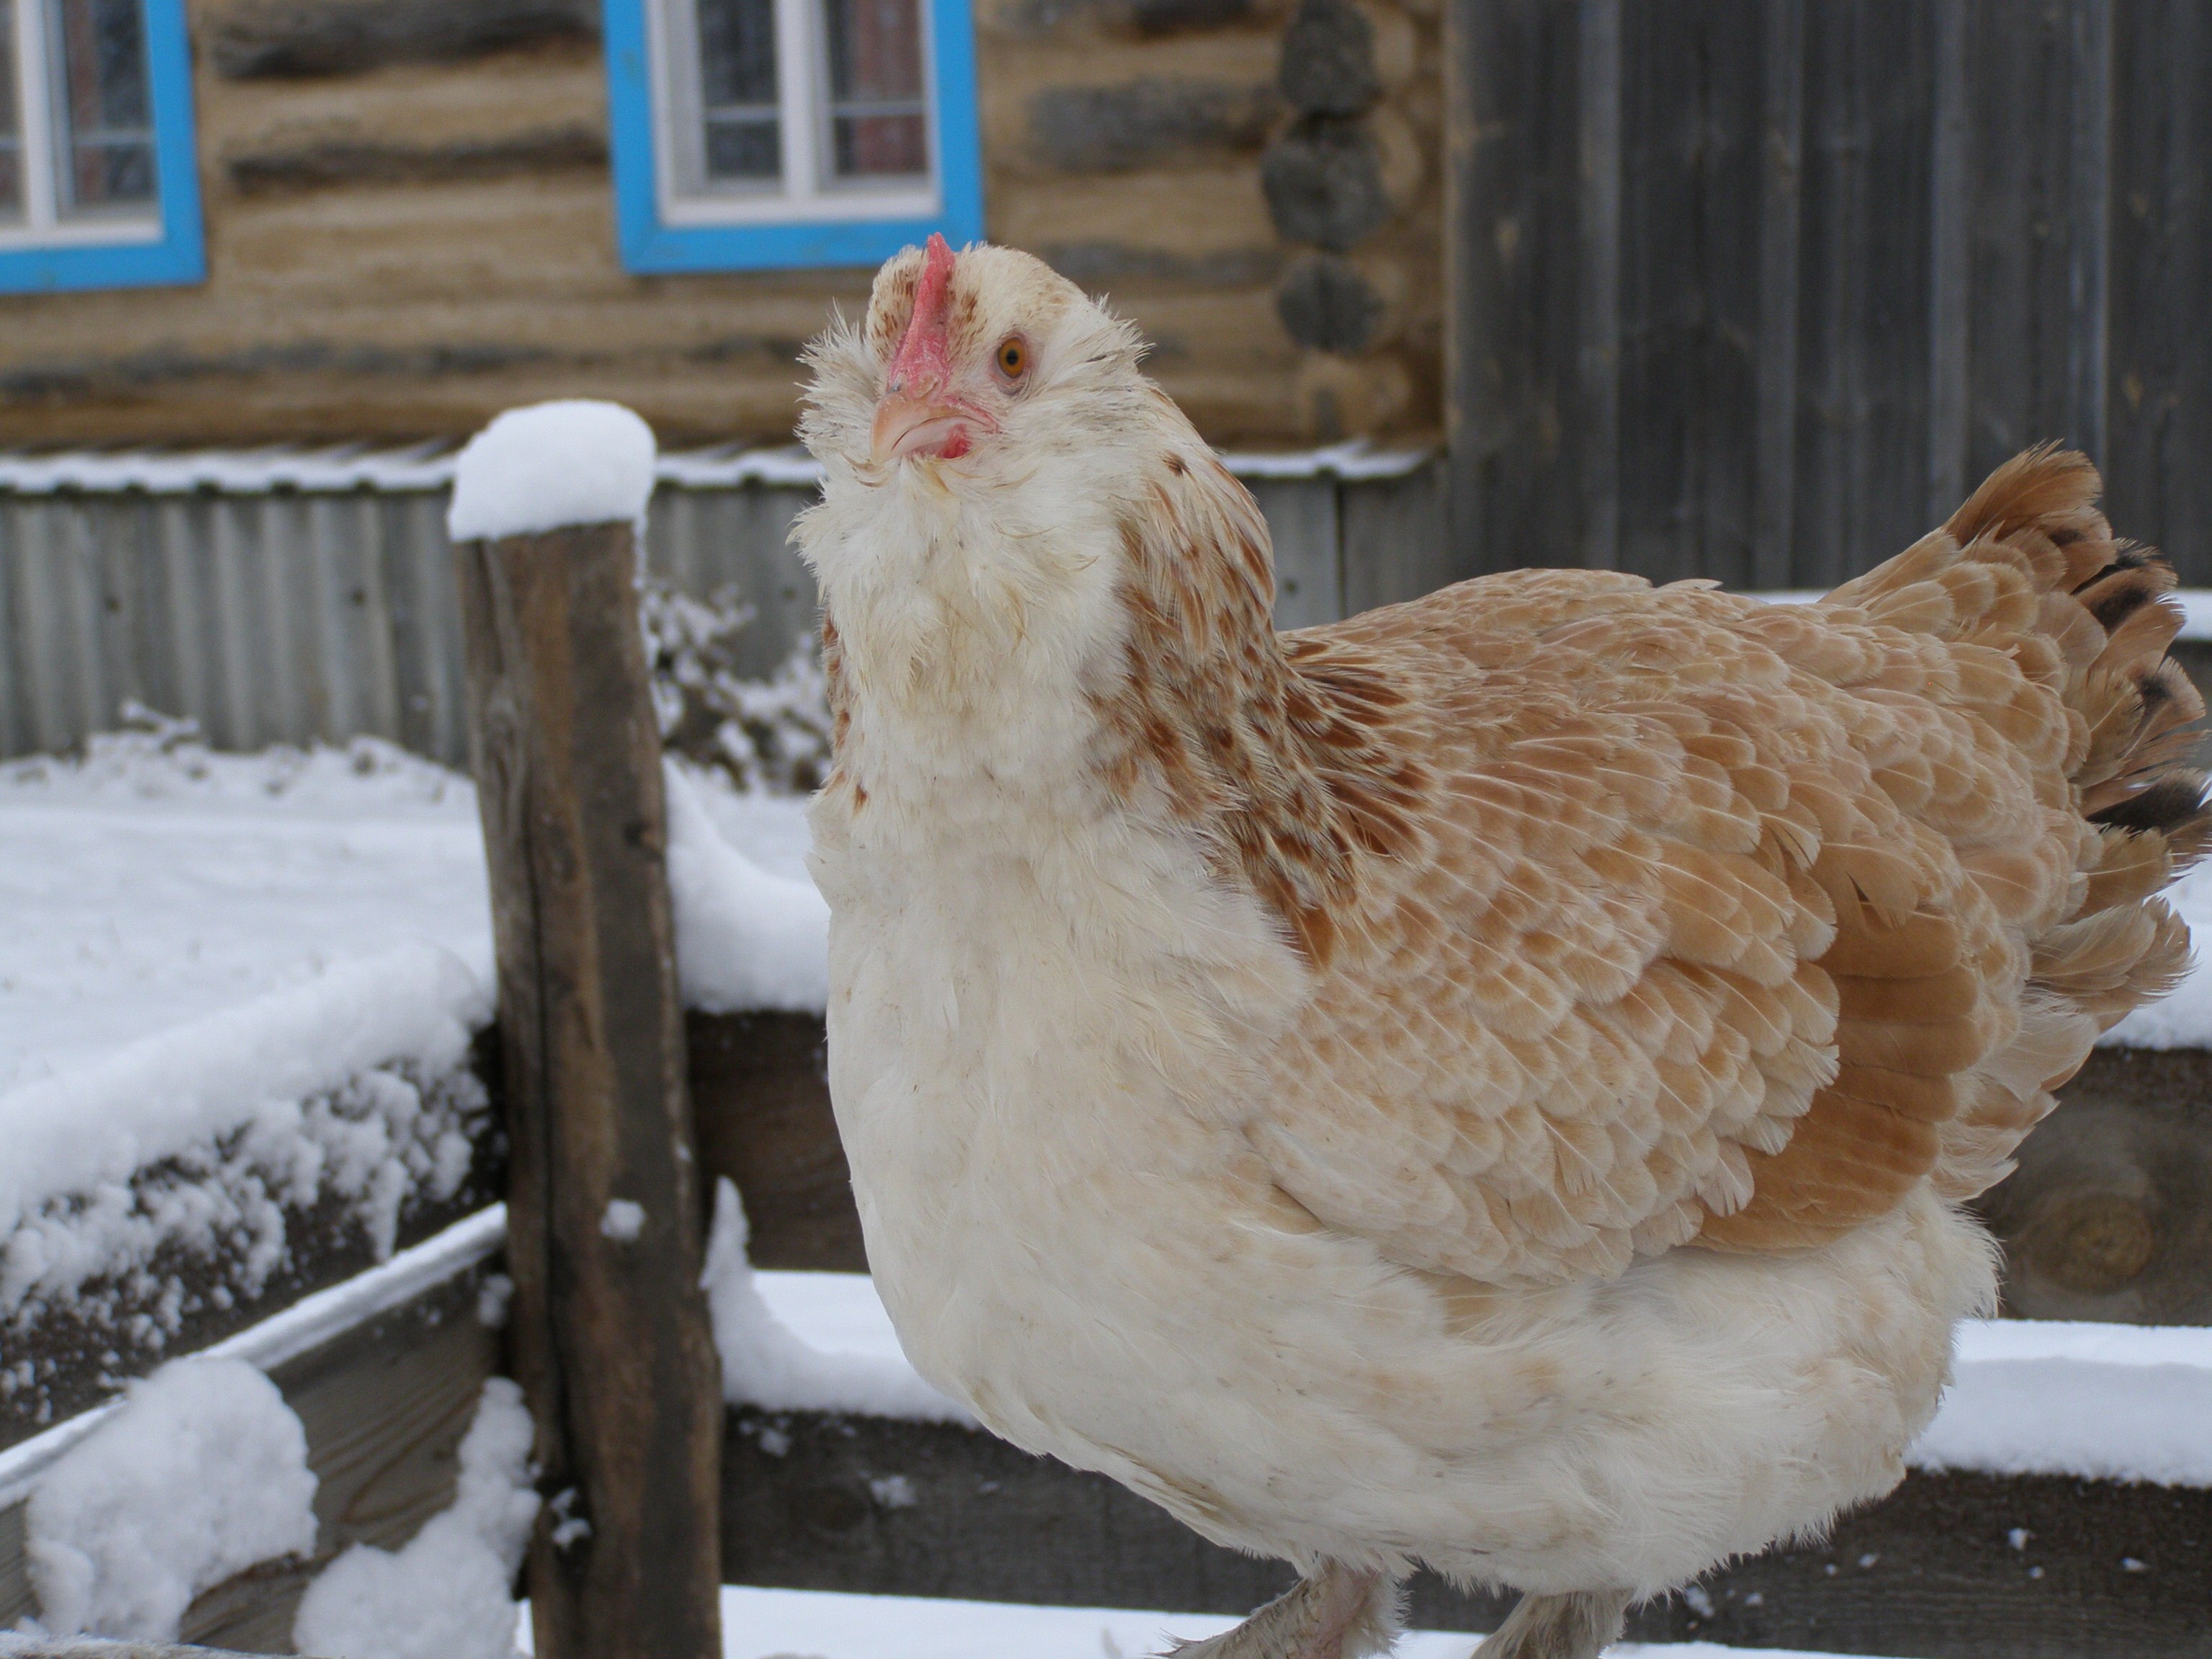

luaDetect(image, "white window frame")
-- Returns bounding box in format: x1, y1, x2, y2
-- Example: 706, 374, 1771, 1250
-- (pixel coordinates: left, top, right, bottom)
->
0, 0, 163, 249
645, 0, 943, 228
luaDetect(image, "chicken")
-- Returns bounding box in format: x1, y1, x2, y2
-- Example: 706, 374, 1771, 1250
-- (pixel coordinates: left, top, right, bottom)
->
793, 234, 2211, 1659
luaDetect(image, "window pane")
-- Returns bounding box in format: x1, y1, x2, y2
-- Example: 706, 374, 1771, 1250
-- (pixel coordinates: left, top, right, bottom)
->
823, 0, 927, 179
49, 0, 155, 215
0, 2, 21, 219
695, 0, 780, 182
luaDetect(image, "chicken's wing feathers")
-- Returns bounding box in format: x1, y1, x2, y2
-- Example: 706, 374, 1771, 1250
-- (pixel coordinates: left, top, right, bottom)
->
1112, 446, 2206, 1282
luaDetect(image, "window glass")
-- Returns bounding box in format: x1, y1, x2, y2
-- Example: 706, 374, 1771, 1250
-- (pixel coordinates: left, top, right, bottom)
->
48, 0, 153, 215
822, 0, 925, 180
0, 3, 21, 220
695, 0, 780, 184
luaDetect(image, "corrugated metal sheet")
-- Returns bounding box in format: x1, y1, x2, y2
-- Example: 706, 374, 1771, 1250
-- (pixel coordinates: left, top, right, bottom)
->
0, 445, 1444, 765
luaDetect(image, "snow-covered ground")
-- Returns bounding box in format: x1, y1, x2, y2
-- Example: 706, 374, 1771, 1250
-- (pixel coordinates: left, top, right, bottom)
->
0, 723, 816, 1091
0, 724, 817, 1411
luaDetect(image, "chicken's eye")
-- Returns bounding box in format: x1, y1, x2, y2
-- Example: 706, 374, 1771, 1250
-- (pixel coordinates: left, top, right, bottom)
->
996, 337, 1028, 382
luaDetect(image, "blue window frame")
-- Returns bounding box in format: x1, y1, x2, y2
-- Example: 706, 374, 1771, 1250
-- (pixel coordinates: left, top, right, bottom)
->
0, 0, 202, 293
603, 0, 983, 273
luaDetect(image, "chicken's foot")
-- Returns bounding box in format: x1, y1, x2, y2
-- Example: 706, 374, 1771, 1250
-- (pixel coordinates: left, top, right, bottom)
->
1161, 1561, 1401, 1659
1473, 1589, 1632, 1659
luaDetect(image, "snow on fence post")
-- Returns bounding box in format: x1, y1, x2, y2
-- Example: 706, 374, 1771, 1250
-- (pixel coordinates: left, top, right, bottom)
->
446, 403, 723, 1659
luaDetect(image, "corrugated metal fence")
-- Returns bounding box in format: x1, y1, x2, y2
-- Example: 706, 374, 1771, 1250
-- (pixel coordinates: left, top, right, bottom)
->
0, 445, 1445, 765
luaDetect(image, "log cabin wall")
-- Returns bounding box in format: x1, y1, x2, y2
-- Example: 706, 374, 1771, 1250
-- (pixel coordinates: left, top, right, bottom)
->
0, 0, 1443, 451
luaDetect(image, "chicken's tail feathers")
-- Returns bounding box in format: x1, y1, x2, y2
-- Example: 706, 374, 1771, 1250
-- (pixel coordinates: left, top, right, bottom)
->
1829, 446, 2211, 909
1812, 446, 2209, 1199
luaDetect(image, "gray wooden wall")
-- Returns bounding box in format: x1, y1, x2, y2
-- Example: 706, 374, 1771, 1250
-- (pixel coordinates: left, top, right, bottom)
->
1447, 0, 2212, 588
0, 464, 1447, 765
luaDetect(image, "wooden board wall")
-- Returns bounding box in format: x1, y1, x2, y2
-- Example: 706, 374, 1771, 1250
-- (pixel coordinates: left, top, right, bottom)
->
1445, 0, 2212, 587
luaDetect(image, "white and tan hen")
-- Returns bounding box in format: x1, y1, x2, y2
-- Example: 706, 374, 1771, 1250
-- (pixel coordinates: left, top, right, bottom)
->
794, 235, 2210, 1659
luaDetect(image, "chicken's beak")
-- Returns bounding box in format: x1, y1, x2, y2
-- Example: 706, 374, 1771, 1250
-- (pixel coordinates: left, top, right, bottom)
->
871, 392, 993, 463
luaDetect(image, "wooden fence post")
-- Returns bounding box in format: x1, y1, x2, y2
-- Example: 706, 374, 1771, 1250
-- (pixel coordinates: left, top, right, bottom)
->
453, 468, 723, 1659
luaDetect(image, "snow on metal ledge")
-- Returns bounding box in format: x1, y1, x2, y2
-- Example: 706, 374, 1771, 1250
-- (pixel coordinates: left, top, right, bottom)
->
0, 440, 1433, 498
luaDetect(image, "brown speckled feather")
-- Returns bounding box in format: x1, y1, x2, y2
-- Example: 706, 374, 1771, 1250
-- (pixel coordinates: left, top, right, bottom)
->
1100, 444, 2208, 1282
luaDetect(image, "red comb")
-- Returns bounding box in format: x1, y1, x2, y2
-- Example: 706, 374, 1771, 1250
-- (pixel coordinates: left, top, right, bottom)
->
889, 234, 958, 392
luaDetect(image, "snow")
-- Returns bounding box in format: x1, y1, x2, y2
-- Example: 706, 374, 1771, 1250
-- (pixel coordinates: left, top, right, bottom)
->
0, 726, 489, 1091
702, 1179, 971, 1424
25, 1356, 317, 1642
601, 1200, 646, 1242
446, 401, 657, 542
518, 1586, 1876, 1659
665, 763, 830, 1013
2100, 855, 2212, 1048
1909, 1318, 2212, 1485
0, 724, 816, 1381
294, 1377, 539, 1659
0, 1205, 504, 1511
0, 440, 1442, 498
0, 942, 487, 1259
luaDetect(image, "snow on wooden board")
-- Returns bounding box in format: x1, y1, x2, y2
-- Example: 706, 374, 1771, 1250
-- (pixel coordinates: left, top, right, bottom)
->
518, 1584, 1908, 1659
734, 1262, 2212, 1489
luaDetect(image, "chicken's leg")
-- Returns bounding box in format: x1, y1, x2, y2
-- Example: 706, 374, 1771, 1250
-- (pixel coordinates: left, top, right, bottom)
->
1162, 1561, 1401, 1659
1473, 1589, 1632, 1659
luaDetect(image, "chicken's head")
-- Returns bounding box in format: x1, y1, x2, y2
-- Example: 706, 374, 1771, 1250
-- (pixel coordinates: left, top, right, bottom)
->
801, 235, 1149, 482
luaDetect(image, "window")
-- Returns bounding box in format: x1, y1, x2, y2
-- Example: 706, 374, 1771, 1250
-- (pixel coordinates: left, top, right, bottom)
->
0, 0, 200, 291
605, 0, 983, 271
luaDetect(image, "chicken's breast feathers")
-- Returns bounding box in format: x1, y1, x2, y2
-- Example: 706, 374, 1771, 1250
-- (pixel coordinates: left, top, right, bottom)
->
1100, 442, 2208, 1285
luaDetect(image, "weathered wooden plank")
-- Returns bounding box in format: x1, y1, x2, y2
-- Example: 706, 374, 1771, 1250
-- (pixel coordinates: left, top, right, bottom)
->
1750, 0, 1805, 590
453, 514, 722, 1659
688, 1012, 866, 1274
1574, 0, 1622, 572
2066, 0, 2113, 467
1249, 478, 1341, 628
227, 128, 607, 196
1964, 0, 2079, 483
1445, 0, 1589, 575
2103, 0, 2212, 585
725, 1405, 2212, 1658
1794, 0, 1936, 588
724, 488, 820, 678
0, 1254, 504, 1650
1926, 0, 1972, 521
176, 1267, 504, 1653
1338, 462, 1451, 613
1614, 0, 1763, 588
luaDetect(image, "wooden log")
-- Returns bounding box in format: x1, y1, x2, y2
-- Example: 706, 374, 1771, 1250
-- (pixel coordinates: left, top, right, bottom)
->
1974, 1046, 2212, 1323
207, 0, 597, 78
724, 1406, 2212, 1659
453, 518, 722, 1659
